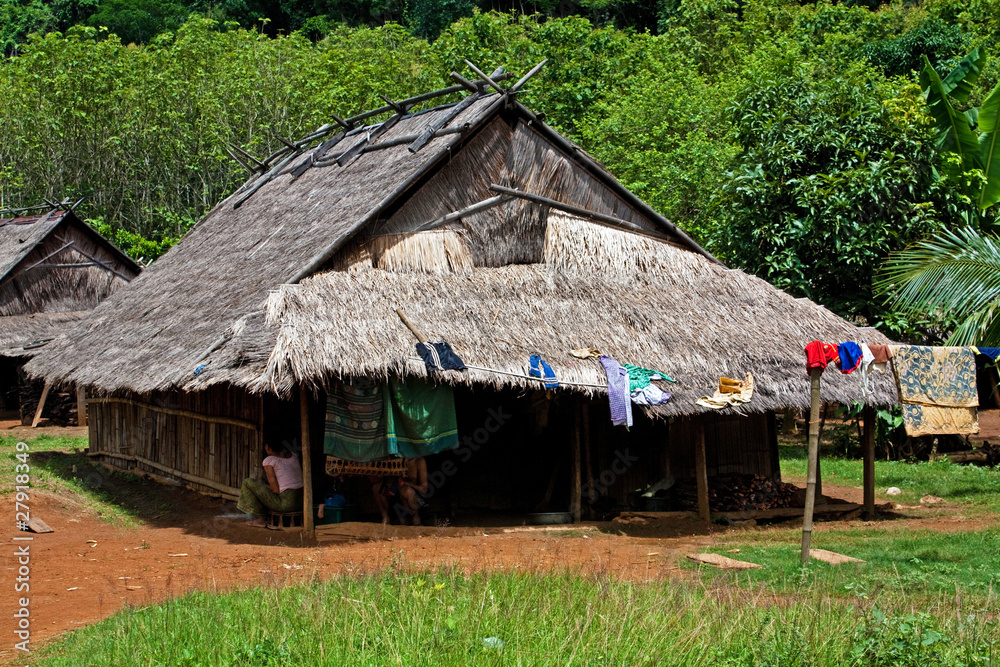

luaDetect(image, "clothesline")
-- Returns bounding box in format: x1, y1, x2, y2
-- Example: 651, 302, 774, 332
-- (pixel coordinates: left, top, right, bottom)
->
406, 356, 608, 389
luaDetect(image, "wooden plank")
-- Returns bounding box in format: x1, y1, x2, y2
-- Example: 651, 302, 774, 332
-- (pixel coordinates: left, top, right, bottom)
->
862, 404, 875, 521
300, 384, 314, 538
694, 419, 710, 523
76, 385, 87, 427
25, 517, 53, 533
619, 504, 862, 522
687, 553, 762, 570
31, 380, 51, 428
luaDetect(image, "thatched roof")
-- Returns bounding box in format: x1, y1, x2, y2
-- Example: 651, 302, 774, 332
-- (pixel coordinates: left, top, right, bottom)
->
0, 207, 140, 352
27, 84, 896, 415
184, 213, 897, 416
0, 311, 88, 358
0, 210, 65, 279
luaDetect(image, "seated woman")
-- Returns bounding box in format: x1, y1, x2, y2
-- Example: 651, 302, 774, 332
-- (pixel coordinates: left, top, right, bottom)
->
237, 443, 304, 527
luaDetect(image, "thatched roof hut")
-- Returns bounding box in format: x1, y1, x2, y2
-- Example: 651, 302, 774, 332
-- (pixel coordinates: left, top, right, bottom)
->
26, 76, 895, 521
0, 205, 140, 422
28, 95, 893, 411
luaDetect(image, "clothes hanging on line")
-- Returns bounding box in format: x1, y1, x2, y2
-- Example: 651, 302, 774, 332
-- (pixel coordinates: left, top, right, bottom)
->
323, 378, 390, 462
868, 344, 894, 373
569, 348, 602, 359
600, 355, 633, 427
631, 384, 671, 406
384, 378, 460, 457
528, 354, 559, 388
891, 345, 978, 437
324, 377, 459, 461
805, 341, 839, 374
416, 341, 466, 372
972, 346, 1000, 361
696, 373, 754, 409
837, 342, 863, 374
623, 364, 676, 392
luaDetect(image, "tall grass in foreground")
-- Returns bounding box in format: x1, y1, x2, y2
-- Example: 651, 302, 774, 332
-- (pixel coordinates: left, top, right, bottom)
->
38, 570, 997, 666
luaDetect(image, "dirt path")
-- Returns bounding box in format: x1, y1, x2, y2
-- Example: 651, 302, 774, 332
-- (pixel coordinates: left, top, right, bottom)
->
1, 440, 994, 664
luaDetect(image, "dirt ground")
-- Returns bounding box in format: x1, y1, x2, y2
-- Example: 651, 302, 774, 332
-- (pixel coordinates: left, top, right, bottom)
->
2, 419, 997, 664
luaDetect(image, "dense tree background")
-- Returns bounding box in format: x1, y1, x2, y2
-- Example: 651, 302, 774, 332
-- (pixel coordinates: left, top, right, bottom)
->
2, 0, 999, 340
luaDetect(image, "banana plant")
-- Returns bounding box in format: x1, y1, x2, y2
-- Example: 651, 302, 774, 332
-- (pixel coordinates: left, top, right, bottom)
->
920, 48, 1000, 211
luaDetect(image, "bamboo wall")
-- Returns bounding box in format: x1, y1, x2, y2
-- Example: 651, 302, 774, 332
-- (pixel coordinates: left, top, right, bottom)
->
88, 384, 264, 497
668, 413, 779, 480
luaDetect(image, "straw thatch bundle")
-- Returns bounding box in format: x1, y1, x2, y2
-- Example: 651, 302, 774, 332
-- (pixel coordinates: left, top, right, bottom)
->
369, 230, 472, 274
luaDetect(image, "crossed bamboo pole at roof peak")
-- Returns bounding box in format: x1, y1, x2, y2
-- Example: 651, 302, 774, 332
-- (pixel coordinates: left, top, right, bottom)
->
223, 59, 548, 178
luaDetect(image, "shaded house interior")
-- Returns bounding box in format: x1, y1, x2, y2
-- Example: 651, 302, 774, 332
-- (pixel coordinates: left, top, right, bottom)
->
0, 206, 140, 424
28, 73, 896, 525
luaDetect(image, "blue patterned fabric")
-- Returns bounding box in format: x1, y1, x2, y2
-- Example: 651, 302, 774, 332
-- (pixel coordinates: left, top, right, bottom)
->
600, 355, 633, 427
892, 346, 978, 437
528, 354, 559, 388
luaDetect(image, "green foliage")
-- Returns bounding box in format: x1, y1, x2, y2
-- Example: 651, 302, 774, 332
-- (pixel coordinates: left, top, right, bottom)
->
879, 227, 1000, 345
864, 17, 968, 78
85, 0, 189, 45
712, 62, 954, 322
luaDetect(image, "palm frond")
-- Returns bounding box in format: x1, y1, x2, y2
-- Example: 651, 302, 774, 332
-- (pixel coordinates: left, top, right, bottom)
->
878, 227, 1000, 345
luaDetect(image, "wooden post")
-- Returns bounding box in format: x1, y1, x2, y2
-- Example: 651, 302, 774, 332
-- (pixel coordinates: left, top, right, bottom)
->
862, 403, 875, 521
570, 398, 582, 523
694, 419, 710, 523
802, 368, 822, 564
299, 383, 314, 537
581, 401, 595, 508
31, 381, 52, 428
76, 385, 87, 428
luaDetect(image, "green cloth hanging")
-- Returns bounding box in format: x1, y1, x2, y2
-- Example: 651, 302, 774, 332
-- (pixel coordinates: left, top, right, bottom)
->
623, 364, 676, 392
385, 378, 460, 457
323, 378, 389, 462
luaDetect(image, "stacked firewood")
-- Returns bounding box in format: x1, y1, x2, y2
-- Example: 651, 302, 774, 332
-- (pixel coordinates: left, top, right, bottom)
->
946, 442, 1000, 466
17, 370, 78, 426
674, 475, 797, 512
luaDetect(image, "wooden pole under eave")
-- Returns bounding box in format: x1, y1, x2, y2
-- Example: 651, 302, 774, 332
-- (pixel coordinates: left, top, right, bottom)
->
570, 398, 583, 524
862, 403, 876, 521
76, 385, 87, 428
299, 383, 314, 537
31, 380, 52, 428
802, 368, 823, 564
694, 419, 710, 523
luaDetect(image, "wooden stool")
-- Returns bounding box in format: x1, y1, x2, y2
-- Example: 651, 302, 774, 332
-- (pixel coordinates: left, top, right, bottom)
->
268, 511, 303, 529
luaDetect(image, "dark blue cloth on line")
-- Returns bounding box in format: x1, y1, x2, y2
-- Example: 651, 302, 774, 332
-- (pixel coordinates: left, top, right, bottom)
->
837, 342, 863, 374
416, 341, 466, 372
528, 354, 559, 388
976, 347, 1000, 361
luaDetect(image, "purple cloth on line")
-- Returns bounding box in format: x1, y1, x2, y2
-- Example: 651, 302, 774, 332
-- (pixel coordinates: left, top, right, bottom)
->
600, 355, 633, 427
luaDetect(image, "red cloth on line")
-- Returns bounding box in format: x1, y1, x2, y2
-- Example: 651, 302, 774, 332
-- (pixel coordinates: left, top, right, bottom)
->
805, 341, 839, 375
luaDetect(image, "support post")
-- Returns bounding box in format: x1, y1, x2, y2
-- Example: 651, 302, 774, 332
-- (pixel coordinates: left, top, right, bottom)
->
300, 383, 314, 537
802, 367, 823, 564
570, 398, 582, 523
694, 419, 710, 523
31, 381, 52, 428
582, 400, 595, 509
76, 385, 87, 428
862, 403, 875, 520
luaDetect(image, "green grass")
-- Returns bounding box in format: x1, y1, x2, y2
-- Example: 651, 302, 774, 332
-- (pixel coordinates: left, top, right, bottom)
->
779, 443, 1000, 513
35, 569, 999, 666
0, 434, 141, 526
699, 527, 1000, 603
